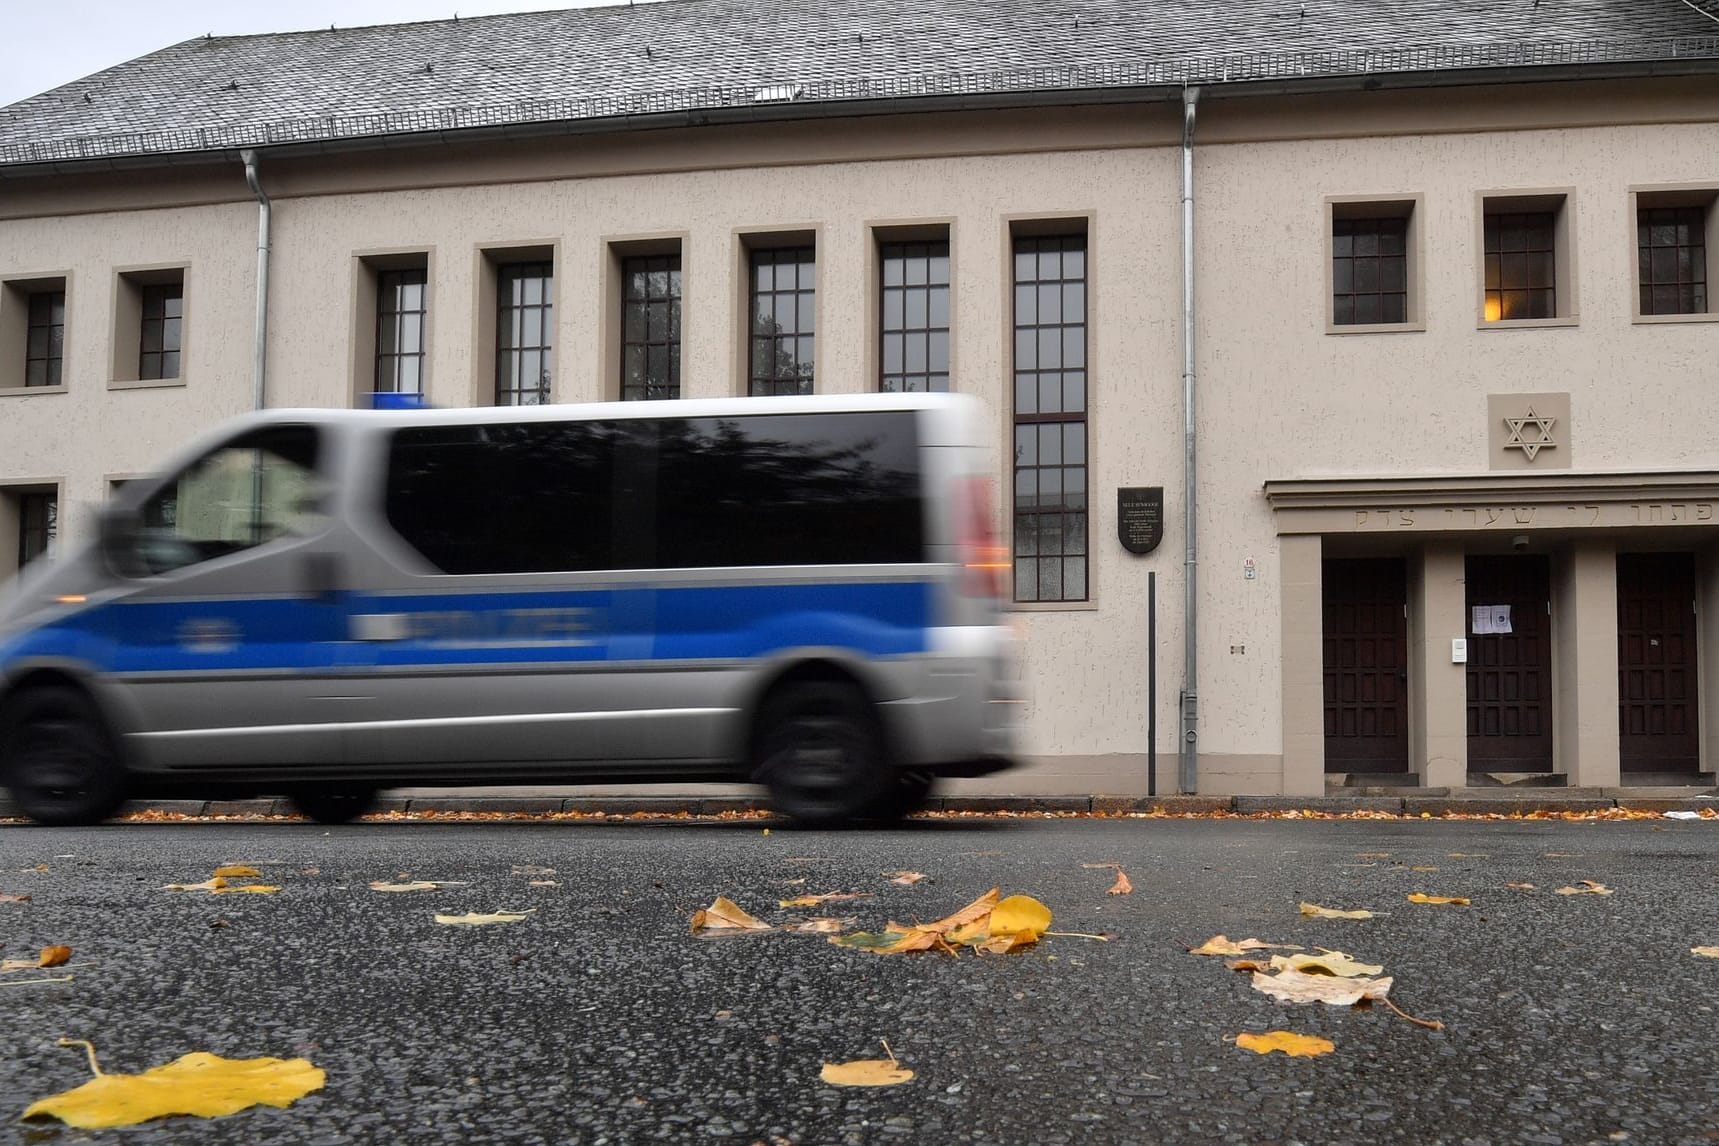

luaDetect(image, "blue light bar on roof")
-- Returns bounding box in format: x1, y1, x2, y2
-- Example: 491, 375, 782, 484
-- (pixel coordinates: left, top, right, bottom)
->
369, 392, 432, 410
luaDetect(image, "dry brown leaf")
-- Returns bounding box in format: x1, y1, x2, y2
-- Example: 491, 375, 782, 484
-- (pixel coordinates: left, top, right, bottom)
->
1407, 893, 1470, 906
510, 865, 556, 876
1505, 882, 1536, 890
1234, 1031, 1335, 1057
38, 946, 71, 968
434, 909, 535, 926
1555, 881, 1614, 896
1251, 967, 1393, 1006
1692, 946, 1719, 959
1355, 852, 1392, 858
528, 880, 558, 887
214, 884, 280, 895
779, 892, 871, 908
690, 897, 771, 932
1299, 902, 1375, 920
164, 877, 226, 893
212, 866, 261, 879
916, 888, 1001, 933
2, 893, 35, 903
887, 872, 926, 885
1270, 950, 1383, 978
1107, 869, 1133, 895
781, 918, 852, 934
1409, 866, 1439, 872
820, 1042, 913, 1088
368, 881, 441, 893
1225, 958, 1270, 972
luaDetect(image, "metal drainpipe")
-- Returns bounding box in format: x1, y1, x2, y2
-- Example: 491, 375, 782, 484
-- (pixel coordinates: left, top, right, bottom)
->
1178, 86, 1201, 795
240, 149, 271, 410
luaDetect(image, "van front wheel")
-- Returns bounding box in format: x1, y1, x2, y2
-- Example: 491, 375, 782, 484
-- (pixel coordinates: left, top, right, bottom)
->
756, 683, 889, 827
0, 687, 129, 827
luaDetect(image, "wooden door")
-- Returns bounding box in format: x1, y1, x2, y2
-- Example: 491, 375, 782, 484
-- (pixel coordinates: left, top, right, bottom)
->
1323, 558, 1408, 772
1617, 553, 1699, 774
1466, 555, 1552, 770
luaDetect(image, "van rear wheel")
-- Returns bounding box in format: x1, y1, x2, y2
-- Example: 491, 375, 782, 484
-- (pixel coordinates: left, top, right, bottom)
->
1, 687, 129, 827
289, 787, 377, 825
756, 682, 889, 827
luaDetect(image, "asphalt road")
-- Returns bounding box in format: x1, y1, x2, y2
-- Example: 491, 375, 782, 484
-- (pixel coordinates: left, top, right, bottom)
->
1, 816, 1715, 1145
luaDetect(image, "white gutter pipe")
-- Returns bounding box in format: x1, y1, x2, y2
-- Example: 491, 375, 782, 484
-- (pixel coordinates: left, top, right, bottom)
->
1178, 87, 1201, 794
240, 149, 271, 410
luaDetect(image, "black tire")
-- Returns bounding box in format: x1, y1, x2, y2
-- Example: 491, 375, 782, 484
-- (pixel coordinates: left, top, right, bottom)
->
867, 769, 937, 822
755, 682, 890, 827
289, 787, 377, 825
0, 687, 129, 827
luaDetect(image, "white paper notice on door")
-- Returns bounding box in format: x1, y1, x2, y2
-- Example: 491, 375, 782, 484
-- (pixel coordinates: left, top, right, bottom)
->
1471, 604, 1513, 634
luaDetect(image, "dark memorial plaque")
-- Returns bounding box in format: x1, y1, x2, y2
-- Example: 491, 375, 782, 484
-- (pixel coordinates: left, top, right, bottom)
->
1117, 486, 1164, 555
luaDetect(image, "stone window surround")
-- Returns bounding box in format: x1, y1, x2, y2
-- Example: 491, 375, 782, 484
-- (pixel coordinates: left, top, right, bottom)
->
731, 225, 818, 399
1324, 194, 1426, 334
1474, 188, 1579, 329
0, 271, 72, 394
600, 232, 687, 403
473, 240, 557, 408
349, 248, 435, 407
0, 478, 62, 579
1629, 182, 1719, 325
110, 263, 188, 389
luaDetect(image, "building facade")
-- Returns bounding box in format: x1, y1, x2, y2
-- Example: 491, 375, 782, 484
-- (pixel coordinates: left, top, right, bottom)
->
2, 1, 1718, 796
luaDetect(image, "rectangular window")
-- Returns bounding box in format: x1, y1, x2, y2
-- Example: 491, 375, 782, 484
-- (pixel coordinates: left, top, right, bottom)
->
139, 282, 183, 380
18, 491, 56, 567
621, 254, 681, 400
1332, 218, 1408, 326
879, 240, 951, 392
496, 261, 553, 406
1012, 232, 1088, 604
25, 290, 65, 387
1638, 205, 1708, 316
1484, 210, 1557, 321
376, 268, 428, 394
748, 246, 815, 396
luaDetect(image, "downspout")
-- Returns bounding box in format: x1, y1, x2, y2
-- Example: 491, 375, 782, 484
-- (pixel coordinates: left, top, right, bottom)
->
240, 149, 271, 410
1178, 86, 1201, 794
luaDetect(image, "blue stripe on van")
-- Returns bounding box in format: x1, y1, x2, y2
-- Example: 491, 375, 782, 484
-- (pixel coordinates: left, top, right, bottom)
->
4, 580, 934, 675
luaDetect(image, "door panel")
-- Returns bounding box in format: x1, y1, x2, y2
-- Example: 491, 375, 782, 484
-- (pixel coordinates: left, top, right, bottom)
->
1465, 555, 1552, 771
1323, 558, 1409, 772
1617, 553, 1699, 774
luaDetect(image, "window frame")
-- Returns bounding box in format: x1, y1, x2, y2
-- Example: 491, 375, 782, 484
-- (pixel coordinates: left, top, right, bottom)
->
493, 258, 556, 407
351, 250, 434, 404
0, 274, 70, 393
1629, 184, 1718, 325
1324, 196, 1424, 334
738, 229, 818, 397
15, 488, 57, 569
1475, 190, 1578, 329
110, 265, 188, 388
1008, 221, 1092, 608
876, 230, 953, 393
618, 250, 683, 401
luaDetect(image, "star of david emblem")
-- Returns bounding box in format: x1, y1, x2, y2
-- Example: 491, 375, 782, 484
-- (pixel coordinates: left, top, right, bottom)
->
1502, 405, 1557, 461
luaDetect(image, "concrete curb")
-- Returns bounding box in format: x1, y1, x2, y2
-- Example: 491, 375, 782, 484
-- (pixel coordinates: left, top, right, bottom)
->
4, 790, 1715, 822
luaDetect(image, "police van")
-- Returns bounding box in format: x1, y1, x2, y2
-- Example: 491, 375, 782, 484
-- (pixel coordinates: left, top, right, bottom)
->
0, 393, 1019, 826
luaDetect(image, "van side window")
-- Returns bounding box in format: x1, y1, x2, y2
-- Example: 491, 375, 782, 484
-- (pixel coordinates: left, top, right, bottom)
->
130, 425, 323, 576
652, 412, 923, 568
386, 422, 620, 575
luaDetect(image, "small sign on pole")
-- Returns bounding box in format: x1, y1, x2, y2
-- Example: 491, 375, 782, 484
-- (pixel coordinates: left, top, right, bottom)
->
1117, 487, 1164, 555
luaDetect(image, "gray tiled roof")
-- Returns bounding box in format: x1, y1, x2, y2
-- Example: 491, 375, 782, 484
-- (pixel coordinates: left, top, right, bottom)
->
3, 0, 1717, 168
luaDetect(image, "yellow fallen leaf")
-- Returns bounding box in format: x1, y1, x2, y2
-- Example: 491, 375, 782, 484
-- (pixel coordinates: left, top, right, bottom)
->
38, 946, 71, 968
1555, 881, 1613, 896
213, 885, 280, 895
1270, 950, 1383, 978
690, 897, 770, 932
1506, 882, 1536, 890
0, 893, 32, 903
23, 1039, 324, 1129
164, 877, 226, 892
1235, 1031, 1335, 1058
829, 929, 947, 954
781, 918, 851, 934
1407, 893, 1470, 906
369, 881, 442, 893
1693, 946, 1719, 959
820, 1041, 913, 1087
988, 895, 1052, 940
1225, 958, 1270, 972
1107, 869, 1133, 895
528, 880, 558, 887
1299, 902, 1375, 920
1189, 936, 1301, 956
887, 872, 926, 885
1251, 967, 1394, 1006
916, 888, 1001, 934
1409, 866, 1439, 873
434, 909, 535, 926
212, 866, 261, 879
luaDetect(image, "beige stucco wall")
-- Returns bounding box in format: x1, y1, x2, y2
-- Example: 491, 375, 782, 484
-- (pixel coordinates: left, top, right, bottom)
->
3, 82, 1717, 794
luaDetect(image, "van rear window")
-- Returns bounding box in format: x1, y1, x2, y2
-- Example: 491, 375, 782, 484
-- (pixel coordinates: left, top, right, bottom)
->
385, 411, 923, 574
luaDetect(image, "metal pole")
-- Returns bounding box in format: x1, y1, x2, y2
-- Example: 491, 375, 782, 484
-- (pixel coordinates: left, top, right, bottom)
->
1148, 570, 1157, 799
241, 149, 272, 411
1178, 86, 1201, 795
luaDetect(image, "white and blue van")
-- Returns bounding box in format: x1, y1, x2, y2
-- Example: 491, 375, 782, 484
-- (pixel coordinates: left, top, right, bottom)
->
0, 392, 1019, 825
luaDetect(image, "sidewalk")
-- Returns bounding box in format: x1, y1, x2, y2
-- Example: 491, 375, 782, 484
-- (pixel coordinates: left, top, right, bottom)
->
6, 786, 1714, 821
